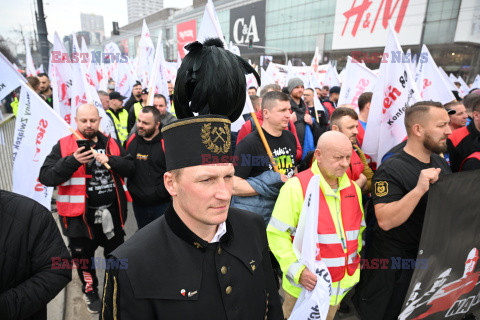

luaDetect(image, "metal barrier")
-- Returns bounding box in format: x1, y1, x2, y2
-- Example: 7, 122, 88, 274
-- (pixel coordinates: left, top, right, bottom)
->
0, 114, 15, 191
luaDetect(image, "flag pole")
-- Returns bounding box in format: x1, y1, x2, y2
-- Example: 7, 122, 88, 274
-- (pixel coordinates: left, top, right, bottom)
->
243, 94, 279, 172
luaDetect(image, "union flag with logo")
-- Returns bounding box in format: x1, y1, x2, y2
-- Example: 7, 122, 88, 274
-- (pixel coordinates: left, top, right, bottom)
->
399, 170, 480, 319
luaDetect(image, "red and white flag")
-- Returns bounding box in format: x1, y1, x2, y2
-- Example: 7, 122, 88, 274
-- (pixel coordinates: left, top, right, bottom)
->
137, 20, 155, 87
337, 56, 377, 112
50, 32, 73, 124
457, 76, 470, 98
12, 83, 71, 210
439, 67, 458, 92
415, 45, 455, 104
147, 31, 170, 106
363, 24, 421, 163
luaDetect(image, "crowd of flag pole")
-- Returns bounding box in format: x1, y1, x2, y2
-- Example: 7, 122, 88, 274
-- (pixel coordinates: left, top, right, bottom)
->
0, 0, 479, 209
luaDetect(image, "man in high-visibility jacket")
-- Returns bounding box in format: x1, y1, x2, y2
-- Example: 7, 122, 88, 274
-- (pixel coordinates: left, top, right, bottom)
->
267, 131, 365, 320
106, 91, 129, 144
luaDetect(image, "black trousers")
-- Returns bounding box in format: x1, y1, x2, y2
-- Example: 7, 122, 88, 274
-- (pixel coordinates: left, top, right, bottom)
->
353, 239, 415, 320
68, 222, 124, 294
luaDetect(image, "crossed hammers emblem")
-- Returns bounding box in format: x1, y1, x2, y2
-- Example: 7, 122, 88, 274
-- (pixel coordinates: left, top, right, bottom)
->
211, 126, 226, 143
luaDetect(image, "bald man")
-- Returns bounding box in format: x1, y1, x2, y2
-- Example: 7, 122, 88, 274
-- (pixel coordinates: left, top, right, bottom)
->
267, 131, 365, 320
39, 103, 134, 314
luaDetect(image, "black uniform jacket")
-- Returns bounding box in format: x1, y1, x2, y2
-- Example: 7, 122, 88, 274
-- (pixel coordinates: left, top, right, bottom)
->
101, 205, 283, 320
0, 191, 71, 320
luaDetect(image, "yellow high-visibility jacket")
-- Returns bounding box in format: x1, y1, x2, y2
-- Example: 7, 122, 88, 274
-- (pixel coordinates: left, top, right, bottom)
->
267, 160, 365, 306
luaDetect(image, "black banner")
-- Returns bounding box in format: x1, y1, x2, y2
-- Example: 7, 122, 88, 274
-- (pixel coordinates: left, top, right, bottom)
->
399, 170, 480, 319
229, 0, 266, 55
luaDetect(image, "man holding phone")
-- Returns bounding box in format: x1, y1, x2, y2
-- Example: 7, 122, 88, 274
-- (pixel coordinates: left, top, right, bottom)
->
39, 103, 134, 314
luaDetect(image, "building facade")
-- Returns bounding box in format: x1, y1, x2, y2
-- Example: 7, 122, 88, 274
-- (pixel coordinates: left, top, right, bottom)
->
109, 0, 480, 82
80, 13, 105, 45
127, 0, 164, 24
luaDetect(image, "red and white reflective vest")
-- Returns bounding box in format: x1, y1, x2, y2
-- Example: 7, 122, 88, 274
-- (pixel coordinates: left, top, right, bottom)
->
57, 133, 131, 221
460, 152, 480, 171
297, 169, 363, 282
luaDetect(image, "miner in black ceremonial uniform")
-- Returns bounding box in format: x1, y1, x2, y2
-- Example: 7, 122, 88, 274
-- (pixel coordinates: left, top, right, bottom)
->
101, 38, 283, 320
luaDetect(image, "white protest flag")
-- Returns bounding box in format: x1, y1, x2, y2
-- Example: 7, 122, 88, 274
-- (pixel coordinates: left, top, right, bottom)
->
0, 52, 26, 101
165, 62, 178, 83
12, 83, 71, 210
246, 73, 259, 89
285, 60, 297, 84
260, 67, 275, 87
231, 84, 255, 132
137, 20, 155, 87
147, 31, 170, 106
457, 75, 470, 97
449, 73, 457, 83
406, 48, 417, 76
36, 64, 44, 75
266, 62, 287, 87
338, 68, 346, 84
50, 32, 73, 124
25, 37, 37, 77
197, 0, 226, 44
289, 175, 332, 320
324, 63, 340, 88
439, 67, 458, 91
337, 56, 377, 112
97, 63, 107, 91
472, 74, 480, 89
106, 42, 137, 99
81, 37, 99, 89
311, 46, 322, 72
415, 45, 455, 104
363, 24, 421, 163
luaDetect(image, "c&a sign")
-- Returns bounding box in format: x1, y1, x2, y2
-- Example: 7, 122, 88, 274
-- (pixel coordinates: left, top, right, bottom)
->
229, 0, 265, 55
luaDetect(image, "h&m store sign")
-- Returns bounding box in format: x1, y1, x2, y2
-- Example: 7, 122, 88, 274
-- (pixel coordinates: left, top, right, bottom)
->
229, 0, 266, 55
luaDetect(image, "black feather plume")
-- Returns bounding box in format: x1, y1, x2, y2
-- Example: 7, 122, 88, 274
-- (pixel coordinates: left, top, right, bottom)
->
174, 37, 260, 122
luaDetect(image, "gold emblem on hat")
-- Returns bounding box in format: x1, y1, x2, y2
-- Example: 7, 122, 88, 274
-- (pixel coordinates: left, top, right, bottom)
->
201, 123, 231, 154
375, 181, 388, 197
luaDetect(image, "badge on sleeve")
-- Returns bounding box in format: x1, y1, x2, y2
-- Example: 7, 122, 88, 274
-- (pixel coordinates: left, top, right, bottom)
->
375, 181, 388, 197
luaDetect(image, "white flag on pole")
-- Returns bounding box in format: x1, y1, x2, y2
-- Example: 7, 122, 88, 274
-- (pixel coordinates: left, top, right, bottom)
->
12, 84, 71, 210
137, 20, 155, 87
147, 31, 170, 106
472, 74, 480, 90
415, 45, 455, 104
324, 63, 340, 88
0, 52, 25, 101
362, 24, 421, 163
231, 83, 256, 132
50, 32, 73, 124
289, 175, 332, 320
197, 0, 226, 44
25, 37, 37, 77
457, 76, 470, 98
337, 56, 377, 112
438, 67, 458, 91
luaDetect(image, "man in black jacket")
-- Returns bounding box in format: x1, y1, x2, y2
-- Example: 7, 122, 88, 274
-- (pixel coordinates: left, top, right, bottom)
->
125, 106, 171, 229
0, 190, 71, 320
123, 81, 142, 112
39, 103, 134, 314
102, 116, 283, 320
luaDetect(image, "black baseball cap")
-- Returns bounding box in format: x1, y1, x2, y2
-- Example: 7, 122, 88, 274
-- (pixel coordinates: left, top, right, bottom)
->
142, 88, 149, 95
109, 91, 126, 101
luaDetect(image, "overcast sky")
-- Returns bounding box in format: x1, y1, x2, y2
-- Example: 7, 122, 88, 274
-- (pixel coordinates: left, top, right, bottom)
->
0, 0, 192, 52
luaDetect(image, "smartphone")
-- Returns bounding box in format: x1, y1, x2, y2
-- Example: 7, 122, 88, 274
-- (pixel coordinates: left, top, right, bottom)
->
76, 139, 90, 151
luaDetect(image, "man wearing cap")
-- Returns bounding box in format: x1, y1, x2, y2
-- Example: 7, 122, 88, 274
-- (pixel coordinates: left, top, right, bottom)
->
39, 103, 134, 313
106, 91, 129, 144
288, 77, 315, 151
322, 86, 340, 117
127, 88, 149, 132
101, 37, 283, 320
101, 116, 283, 319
